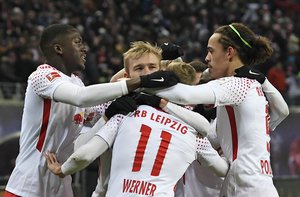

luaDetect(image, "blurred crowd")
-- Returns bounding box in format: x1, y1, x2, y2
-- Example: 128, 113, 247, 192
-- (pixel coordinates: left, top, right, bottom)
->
1, 0, 300, 104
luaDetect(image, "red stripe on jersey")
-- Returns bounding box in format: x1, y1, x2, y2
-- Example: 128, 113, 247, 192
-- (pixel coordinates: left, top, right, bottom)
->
265, 105, 271, 153
4, 191, 21, 197
265, 105, 270, 135
36, 99, 51, 152
225, 106, 238, 161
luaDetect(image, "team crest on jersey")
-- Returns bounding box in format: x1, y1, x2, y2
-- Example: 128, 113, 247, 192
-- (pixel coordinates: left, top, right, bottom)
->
46, 72, 61, 82
73, 112, 84, 124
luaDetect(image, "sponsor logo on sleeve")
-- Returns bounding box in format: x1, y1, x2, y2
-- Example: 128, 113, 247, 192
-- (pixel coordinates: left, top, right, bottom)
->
46, 72, 61, 82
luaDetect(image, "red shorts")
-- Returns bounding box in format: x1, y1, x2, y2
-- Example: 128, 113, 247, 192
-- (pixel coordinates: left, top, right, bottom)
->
4, 191, 21, 197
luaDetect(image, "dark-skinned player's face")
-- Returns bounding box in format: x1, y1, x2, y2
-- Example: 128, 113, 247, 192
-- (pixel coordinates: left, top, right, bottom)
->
60, 30, 87, 73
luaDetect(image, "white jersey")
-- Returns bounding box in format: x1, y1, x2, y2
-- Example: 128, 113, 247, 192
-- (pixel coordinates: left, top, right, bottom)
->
175, 135, 223, 197
175, 161, 223, 197
6, 64, 85, 197
97, 105, 198, 197
208, 77, 278, 196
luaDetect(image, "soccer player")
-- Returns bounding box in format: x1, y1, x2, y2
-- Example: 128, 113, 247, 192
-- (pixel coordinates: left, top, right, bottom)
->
44, 42, 226, 197
91, 42, 212, 197
4, 25, 179, 197
146, 23, 289, 196
45, 105, 228, 197
173, 61, 224, 197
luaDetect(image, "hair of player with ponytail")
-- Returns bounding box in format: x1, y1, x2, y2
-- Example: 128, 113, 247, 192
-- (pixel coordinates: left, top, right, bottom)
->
214, 23, 273, 66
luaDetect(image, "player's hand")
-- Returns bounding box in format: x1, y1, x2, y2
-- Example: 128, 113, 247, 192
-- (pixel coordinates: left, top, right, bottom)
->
44, 151, 65, 178
234, 66, 266, 84
140, 70, 180, 88
161, 43, 184, 60
133, 93, 162, 108
105, 94, 137, 120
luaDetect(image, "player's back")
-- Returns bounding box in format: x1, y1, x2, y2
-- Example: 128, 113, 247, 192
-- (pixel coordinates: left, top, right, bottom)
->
106, 105, 197, 197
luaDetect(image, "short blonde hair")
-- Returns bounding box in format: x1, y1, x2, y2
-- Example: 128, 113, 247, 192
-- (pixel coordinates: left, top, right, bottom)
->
165, 62, 196, 85
160, 57, 183, 70
123, 41, 162, 73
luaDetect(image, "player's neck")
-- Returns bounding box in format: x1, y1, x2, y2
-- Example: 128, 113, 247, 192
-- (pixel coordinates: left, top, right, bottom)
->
46, 59, 71, 76
228, 59, 243, 77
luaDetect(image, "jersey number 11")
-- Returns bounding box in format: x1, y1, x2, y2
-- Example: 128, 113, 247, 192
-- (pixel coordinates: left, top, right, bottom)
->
132, 124, 172, 176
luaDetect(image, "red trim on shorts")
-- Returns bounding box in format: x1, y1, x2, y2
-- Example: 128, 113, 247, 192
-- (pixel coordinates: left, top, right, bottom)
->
36, 99, 51, 152
4, 191, 21, 197
225, 106, 238, 161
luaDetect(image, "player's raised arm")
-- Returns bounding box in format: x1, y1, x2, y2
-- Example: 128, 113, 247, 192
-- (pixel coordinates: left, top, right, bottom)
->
161, 101, 211, 137
53, 80, 128, 107
53, 70, 179, 107
146, 82, 216, 105
133, 92, 211, 136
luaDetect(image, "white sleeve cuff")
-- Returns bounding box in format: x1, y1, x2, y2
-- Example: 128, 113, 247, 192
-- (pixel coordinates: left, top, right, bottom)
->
120, 79, 129, 95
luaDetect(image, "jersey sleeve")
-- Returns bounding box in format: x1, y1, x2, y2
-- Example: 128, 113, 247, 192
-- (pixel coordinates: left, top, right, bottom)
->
95, 114, 125, 147
74, 117, 107, 150
61, 136, 109, 175
84, 101, 112, 127
162, 102, 210, 136
208, 77, 255, 106
148, 83, 216, 105
206, 119, 221, 150
262, 79, 289, 130
196, 137, 229, 177
29, 67, 66, 99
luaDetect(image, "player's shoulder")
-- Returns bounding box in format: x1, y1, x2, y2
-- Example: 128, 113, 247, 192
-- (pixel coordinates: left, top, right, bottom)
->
212, 76, 255, 85
209, 76, 258, 90
29, 64, 65, 83
208, 76, 259, 106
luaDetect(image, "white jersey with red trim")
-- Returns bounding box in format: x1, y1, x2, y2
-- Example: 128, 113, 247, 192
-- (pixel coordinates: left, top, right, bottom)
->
208, 77, 278, 196
98, 105, 198, 197
175, 136, 223, 197
175, 160, 223, 197
6, 64, 85, 197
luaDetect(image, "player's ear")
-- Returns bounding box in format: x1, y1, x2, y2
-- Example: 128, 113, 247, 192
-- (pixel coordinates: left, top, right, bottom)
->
226, 46, 236, 61
53, 44, 63, 55
123, 72, 129, 78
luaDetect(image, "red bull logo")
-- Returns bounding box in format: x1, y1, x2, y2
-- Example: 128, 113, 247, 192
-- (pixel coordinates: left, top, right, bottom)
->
73, 113, 84, 124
